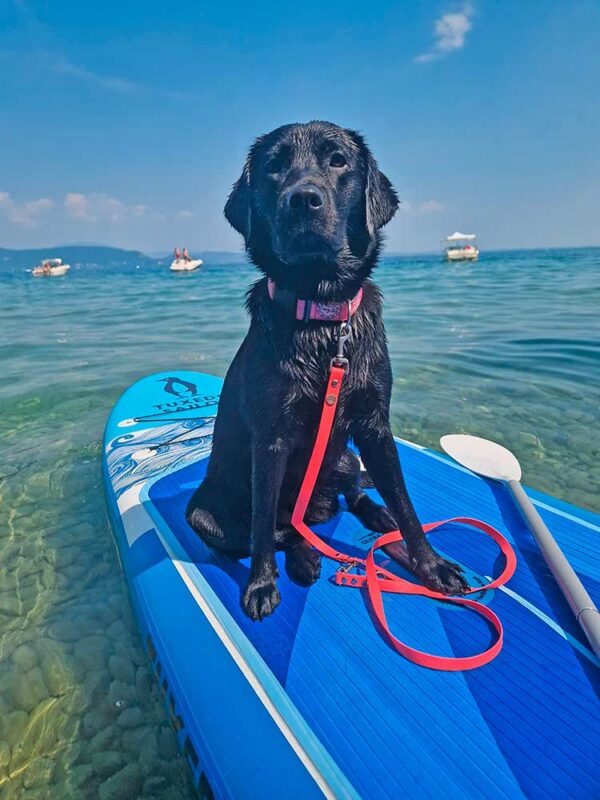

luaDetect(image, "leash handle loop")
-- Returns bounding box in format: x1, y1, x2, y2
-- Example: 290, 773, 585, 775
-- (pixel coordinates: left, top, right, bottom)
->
291, 363, 517, 671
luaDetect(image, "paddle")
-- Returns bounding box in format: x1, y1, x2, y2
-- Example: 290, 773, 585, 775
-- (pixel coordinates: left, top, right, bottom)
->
440, 434, 600, 660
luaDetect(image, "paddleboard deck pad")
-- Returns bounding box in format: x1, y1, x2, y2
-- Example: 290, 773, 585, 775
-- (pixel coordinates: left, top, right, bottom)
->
103, 370, 600, 799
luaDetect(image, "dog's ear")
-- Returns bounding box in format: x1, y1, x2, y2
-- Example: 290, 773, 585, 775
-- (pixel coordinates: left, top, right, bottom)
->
349, 129, 399, 235
365, 155, 399, 235
224, 160, 252, 240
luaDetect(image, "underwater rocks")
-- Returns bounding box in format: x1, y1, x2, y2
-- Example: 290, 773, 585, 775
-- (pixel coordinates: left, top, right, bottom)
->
91, 750, 127, 779
135, 665, 152, 705
10, 591, 189, 792
107, 678, 138, 709
21, 755, 54, 790
518, 431, 540, 447
108, 654, 135, 684
98, 762, 143, 800
11, 643, 38, 672
0, 591, 22, 618
1, 637, 194, 799
0, 740, 10, 768
88, 726, 117, 754
73, 635, 110, 672
37, 638, 81, 697
0, 667, 49, 714
116, 707, 144, 729
0, 710, 29, 748
48, 618, 82, 643
0, 488, 195, 800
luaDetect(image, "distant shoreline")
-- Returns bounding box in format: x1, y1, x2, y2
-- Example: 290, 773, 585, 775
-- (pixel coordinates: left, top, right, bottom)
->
1, 243, 599, 271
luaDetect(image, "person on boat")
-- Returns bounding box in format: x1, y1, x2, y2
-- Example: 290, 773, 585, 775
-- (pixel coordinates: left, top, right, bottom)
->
182, 247, 191, 261
174, 247, 182, 261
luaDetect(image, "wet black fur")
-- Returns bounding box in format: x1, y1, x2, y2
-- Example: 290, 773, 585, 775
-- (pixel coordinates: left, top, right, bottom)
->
186, 121, 468, 620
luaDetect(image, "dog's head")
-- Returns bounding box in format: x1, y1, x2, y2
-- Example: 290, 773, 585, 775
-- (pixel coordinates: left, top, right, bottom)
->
225, 121, 398, 297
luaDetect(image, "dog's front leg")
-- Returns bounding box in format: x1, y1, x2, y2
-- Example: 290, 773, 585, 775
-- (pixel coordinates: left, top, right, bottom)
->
241, 436, 289, 621
354, 423, 469, 595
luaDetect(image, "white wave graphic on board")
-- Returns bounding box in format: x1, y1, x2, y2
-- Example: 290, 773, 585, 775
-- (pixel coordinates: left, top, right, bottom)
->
106, 418, 214, 497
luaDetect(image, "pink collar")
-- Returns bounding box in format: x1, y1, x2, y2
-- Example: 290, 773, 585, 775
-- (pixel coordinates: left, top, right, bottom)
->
267, 279, 363, 322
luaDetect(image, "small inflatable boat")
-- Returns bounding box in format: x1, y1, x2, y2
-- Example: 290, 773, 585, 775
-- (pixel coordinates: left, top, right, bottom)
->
170, 258, 203, 272
103, 371, 600, 799
31, 258, 71, 277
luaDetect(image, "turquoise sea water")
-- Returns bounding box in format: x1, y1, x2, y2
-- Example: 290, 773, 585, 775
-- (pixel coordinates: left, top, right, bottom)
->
0, 248, 598, 798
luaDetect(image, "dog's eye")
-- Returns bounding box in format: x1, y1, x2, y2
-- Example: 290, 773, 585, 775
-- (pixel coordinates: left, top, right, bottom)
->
266, 154, 289, 175
329, 152, 347, 168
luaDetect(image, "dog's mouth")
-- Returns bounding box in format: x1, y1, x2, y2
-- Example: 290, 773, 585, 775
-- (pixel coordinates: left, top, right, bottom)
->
274, 230, 340, 267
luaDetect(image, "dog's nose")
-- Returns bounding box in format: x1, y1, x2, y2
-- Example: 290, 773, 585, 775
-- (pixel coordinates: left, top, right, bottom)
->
287, 184, 324, 214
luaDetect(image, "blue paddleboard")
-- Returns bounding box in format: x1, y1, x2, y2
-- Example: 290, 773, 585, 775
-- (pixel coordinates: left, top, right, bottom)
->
103, 370, 600, 799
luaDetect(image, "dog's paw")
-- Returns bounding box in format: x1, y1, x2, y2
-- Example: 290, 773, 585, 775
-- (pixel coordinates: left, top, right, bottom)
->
411, 552, 469, 596
351, 494, 397, 534
241, 579, 281, 621
364, 507, 396, 536
285, 546, 321, 586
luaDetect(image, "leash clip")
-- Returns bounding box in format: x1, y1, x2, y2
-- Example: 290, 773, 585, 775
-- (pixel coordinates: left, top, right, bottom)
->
331, 302, 353, 368
335, 559, 363, 586
337, 560, 359, 574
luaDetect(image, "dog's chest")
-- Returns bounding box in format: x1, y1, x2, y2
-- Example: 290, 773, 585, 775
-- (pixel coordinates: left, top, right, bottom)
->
279, 356, 364, 443
256, 299, 385, 437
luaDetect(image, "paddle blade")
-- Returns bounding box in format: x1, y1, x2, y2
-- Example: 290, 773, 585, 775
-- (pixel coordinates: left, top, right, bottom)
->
440, 434, 522, 482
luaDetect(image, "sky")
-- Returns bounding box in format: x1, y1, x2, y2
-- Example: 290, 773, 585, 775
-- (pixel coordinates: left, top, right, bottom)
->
0, 0, 599, 253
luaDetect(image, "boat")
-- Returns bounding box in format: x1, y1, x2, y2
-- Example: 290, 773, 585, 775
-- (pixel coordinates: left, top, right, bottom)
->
170, 257, 203, 272
103, 370, 600, 799
443, 232, 479, 261
31, 258, 71, 277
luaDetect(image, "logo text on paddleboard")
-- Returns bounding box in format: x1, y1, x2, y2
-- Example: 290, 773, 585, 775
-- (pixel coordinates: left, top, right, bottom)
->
158, 377, 198, 397
152, 394, 220, 413
152, 377, 219, 415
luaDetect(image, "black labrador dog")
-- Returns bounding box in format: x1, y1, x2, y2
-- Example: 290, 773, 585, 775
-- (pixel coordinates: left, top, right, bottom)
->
186, 121, 468, 620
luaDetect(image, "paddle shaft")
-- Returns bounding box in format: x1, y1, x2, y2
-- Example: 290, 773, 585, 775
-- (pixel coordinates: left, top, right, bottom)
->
508, 479, 600, 660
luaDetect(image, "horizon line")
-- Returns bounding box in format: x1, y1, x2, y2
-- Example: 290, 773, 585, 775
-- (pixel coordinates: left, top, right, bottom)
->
1, 242, 599, 258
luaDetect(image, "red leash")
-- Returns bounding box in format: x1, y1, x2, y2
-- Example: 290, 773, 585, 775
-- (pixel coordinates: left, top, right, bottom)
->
291, 362, 517, 671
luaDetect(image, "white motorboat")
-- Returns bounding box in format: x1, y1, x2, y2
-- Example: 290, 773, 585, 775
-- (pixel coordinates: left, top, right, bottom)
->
170, 258, 203, 272
443, 232, 479, 261
31, 258, 71, 277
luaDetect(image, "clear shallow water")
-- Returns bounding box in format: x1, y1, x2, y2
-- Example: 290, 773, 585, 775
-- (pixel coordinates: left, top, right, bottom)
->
0, 248, 598, 798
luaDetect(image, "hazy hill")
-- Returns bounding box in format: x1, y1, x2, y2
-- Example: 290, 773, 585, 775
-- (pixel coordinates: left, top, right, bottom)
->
0, 245, 245, 270
0, 245, 157, 270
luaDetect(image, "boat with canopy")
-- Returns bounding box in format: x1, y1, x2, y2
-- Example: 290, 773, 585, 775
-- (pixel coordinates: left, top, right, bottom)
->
443, 232, 479, 261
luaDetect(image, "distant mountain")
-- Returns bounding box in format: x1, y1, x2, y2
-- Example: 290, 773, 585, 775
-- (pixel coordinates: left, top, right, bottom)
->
196, 250, 246, 265
145, 250, 172, 259
53, 241, 110, 248
0, 245, 246, 270
0, 245, 157, 270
